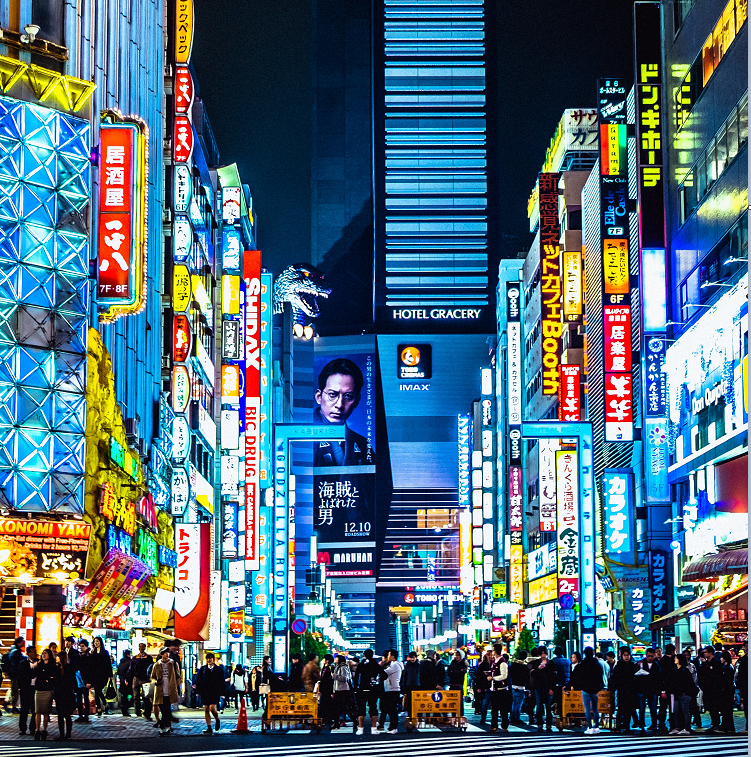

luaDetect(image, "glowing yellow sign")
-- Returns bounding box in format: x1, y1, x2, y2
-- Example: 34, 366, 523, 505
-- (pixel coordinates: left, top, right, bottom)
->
603, 239, 629, 295
222, 275, 240, 315
562, 250, 582, 321
528, 572, 557, 605
173, 265, 191, 312
175, 0, 194, 65
510, 544, 524, 604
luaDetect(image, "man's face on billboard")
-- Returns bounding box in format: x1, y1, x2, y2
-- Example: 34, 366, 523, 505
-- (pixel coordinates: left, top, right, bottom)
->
316, 373, 359, 423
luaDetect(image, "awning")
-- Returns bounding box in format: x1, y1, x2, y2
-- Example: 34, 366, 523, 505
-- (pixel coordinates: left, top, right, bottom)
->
650, 575, 748, 630
682, 548, 748, 582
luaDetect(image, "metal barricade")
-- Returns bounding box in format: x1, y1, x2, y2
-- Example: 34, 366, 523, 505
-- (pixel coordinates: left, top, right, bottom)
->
406, 690, 468, 732
261, 692, 322, 733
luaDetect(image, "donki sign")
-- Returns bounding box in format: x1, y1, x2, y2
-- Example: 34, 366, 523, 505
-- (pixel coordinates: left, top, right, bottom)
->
244, 251, 262, 569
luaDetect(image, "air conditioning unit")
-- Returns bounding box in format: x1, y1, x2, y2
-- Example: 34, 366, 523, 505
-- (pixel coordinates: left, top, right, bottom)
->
124, 417, 140, 444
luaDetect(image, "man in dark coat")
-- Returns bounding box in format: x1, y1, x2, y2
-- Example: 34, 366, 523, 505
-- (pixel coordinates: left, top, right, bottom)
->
609, 646, 638, 733
117, 650, 133, 716
657, 643, 677, 733
75, 639, 94, 723
288, 654, 304, 692
420, 650, 438, 691
194, 653, 226, 733
528, 646, 556, 732
17, 644, 37, 736
401, 651, 421, 718
699, 646, 724, 733
633, 647, 662, 733
128, 642, 154, 718
5, 636, 25, 712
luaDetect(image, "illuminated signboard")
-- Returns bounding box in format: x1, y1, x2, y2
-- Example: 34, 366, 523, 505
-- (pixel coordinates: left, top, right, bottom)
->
644, 418, 669, 503
191, 275, 213, 326
602, 469, 633, 555
598, 77, 633, 443
556, 450, 578, 597
397, 344, 432, 380
559, 365, 581, 422
527, 542, 557, 582
562, 250, 582, 322
223, 186, 242, 224
603, 306, 632, 373
539, 439, 559, 532
173, 164, 192, 213
171, 466, 190, 516
174, 66, 194, 114
173, 115, 193, 163
173, 216, 192, 262
539, 173, 562, 395
171, 365, 190, 413
604, 373, 634, 442
221, 364, 241, 402
244, 251, 262, 569
259, 272, 273, 483
506, 282, 523, 424
222, 228, 242, 270
221, 409, 240, 450
173, 314, 191, 362
223, 320, 241, 360
99, 483, 136, 534
528, 573, 557, 606
136, 530, 158, 574
175, 0, 194, 64
175, 522, 211, 641
172, 264, 191, 312
457, 415, 470, 508
222, 275, 241, 315
645, 336, 667, 417
97, 117, 148, 321
171, 415, 191, 462
508, 466, 522, 531
509, 544, 523, 604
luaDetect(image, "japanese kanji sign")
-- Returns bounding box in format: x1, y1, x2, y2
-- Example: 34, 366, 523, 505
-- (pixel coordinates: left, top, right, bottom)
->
562, 250, 582, 322
97, 120, 147, 319
602, 470, 633, 554
175, 0, 194, 65
559, 364, 581, 421
649, 548, 673, 623
604, 373, 634, 441
556, 450, 579, 597
174, 66, 194, 114
539, 172, 562, 395
174, 522, 211, 641
173, 114, 193, 163
508, 465, 523, 531
644, 336, 667, 416
604, 306, 632, 372
538, 439, 559, 532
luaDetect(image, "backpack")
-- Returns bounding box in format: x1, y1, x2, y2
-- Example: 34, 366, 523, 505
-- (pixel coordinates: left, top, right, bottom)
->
1, 651, 10, 675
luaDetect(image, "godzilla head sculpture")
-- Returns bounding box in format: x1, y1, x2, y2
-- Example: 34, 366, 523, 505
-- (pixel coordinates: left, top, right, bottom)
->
272, 263, 331, 327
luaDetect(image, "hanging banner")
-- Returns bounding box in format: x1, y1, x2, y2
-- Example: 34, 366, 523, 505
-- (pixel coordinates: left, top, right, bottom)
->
556, 450, 579, 597
602, 469, 633, 555
539, 439, 559, 532
175, 523, 211, 641
244, 251, 262, 569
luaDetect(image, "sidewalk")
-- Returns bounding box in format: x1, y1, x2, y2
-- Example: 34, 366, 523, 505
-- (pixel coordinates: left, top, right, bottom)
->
0, 705, 266, 740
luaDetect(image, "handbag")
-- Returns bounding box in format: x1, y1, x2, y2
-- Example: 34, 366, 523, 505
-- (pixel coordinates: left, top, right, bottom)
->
259, 683, 271, 695
104, 678, 118, 702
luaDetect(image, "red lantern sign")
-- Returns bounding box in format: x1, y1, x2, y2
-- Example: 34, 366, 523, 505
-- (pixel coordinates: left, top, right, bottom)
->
174, 66, 194, 114
173, 314, 191, 363
173, 115, 193, 163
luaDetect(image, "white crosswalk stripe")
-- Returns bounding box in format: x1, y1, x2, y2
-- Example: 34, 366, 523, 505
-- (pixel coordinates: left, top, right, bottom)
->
0, 733, 744, 757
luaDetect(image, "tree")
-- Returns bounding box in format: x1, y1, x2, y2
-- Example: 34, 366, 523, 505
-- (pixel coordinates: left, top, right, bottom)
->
553, 621, 570, 650
515, 626, 537, 657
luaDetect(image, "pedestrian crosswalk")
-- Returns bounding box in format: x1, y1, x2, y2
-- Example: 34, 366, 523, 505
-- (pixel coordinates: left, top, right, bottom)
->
0, 732, 745, 757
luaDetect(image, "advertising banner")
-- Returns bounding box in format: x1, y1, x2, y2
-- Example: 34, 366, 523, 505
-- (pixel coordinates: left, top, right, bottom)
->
644, 419, 670, 503
313, 345, 375, 578
644, 336, 667, 417
244, 250, 262, 569
648, 549, 673, 624
508, 466, 523, 531
77, 549, 152, 619
559, 365, 581, 422
602, 469, 633, 554
556, 450, 579, 597
175, 523, 211, 640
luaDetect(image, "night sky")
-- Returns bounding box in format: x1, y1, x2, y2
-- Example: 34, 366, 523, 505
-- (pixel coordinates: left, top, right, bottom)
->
193, 0, 635, 274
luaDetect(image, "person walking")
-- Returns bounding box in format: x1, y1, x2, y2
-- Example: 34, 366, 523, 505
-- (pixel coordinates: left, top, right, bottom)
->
54, 650, 77, 741
331, 654, 353, 729
570, 647, 604, 734
487, 643, 511, 733
717, 651, 736, 734
634, 647, 662, 733
194, 652, 226, 733
18, 644, 37, 737
735, 641, 748, 734
5, 636, 24, 712
229, 664, 247, 709
529, 646, 555, 732
401, 650, 421, 719
288, 653, 304, 692
551, 646, 571, 720
670, 653, 699, 735
90, 637, 113, 716
353, 648, 384, 735
698, 646, 723, 733
129, 643, 153, 719
609, 646, 637, 733
149, 647, 181, 735
302, 652, 321, 693
657, 643, 677, 733
117, 650, 133, 716
32, 648, 59, 741
509, 649, 530, 724
375, 648, 403, 734
318, 654, 335, 726
447, 649, 468, 715
474, 649, 493, 722
75, 639, 93, 722
249, 664, 262, 711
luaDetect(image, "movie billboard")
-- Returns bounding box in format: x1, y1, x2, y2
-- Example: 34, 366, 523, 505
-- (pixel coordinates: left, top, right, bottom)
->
313, 345, 375, 577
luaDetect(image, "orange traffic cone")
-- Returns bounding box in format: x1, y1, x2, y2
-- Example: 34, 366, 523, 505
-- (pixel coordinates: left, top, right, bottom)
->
231, 698, 250, 734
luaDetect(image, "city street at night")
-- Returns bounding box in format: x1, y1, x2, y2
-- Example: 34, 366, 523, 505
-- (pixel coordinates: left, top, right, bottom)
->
0, 0, 746, 754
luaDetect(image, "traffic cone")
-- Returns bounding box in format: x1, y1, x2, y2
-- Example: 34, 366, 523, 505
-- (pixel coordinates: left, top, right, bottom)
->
231, 698, 250, 734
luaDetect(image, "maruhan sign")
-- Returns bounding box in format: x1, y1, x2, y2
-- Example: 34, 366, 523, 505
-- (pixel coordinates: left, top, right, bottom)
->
391, 308, 482, 320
